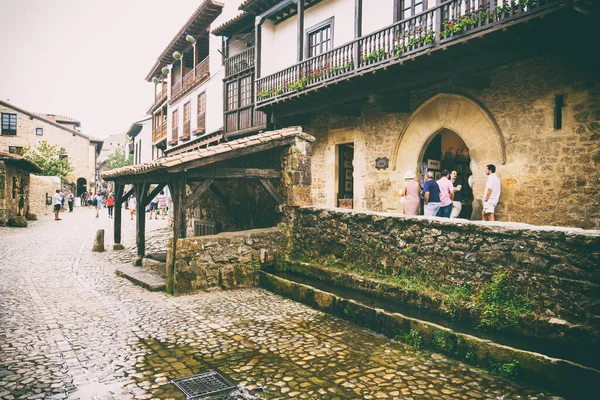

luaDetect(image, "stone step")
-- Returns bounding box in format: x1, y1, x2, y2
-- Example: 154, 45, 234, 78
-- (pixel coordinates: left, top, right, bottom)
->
116, 265, 166, 292
259, 270, 600, 398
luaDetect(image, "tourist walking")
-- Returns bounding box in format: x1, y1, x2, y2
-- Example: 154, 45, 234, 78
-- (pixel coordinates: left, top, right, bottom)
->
149, 192, 158, 220
156, 191, 167, 219
422, 171, 441, 217
107, 193, 115, 218
128, 194, 137, 220
450, 170, 463, 218
53, 189, 62, 221
436, 169, 454, 218
400, 170, 420, 215
482, 164, 501, 221
95, 193, 103, 218
67, 192, 74, 212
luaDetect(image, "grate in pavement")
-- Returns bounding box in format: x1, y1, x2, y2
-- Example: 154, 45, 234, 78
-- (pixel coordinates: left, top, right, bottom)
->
171, 370, 237, 399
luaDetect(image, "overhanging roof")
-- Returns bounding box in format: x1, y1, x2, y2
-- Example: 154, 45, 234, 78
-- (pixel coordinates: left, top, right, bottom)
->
0, 151, 43, 173
102, 127, 313, 181
212, 12, 255, 36
145, 0, 224, 81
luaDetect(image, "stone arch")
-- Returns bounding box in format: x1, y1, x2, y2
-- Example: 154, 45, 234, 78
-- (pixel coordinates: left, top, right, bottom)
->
391, 93, 506, 217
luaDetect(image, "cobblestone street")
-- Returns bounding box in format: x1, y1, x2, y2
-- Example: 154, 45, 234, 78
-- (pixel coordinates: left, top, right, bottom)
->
0, 208, 560, 399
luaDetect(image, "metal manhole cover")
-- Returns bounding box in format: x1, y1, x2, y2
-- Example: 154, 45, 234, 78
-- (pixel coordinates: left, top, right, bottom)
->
171, 370, 237, 399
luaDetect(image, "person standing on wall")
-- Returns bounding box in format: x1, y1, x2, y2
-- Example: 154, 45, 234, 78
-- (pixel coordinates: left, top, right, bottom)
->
67, 192, 74, 212
482, 164, 501, 221
450, 170, 463, 218
53, 189, 62, 221
436, 169, 454, 218
422, 171, 441, 217
107, 193, 115, 219
400, 170, 420, 215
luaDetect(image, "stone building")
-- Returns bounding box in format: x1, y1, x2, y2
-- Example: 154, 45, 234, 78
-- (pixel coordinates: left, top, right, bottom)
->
0, 100, 103, 196
0, 151, 42, 226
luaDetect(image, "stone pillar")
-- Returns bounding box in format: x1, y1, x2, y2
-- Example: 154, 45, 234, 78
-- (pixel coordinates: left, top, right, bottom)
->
281, 133, 315, 207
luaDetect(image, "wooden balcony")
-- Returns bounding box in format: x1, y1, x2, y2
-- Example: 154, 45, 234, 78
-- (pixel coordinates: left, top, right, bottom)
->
196, 112, 206, 135
256, 0, 570, 108
225, 105, 267, 139
225, 47, 255, 79
154, 86, 167, 107
152, 123, 167, 144
170, 56, 211, 105
169, 125, 179, 146
181, 120, 191, 141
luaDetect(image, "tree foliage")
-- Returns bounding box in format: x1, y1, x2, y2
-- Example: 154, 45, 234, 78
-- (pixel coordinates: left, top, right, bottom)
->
103, 146, 133, 171
25, 141, 73, 183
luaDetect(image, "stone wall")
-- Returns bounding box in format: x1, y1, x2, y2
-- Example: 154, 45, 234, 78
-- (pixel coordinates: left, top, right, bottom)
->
298, 52, 600, 229
0, 162, 30, 225
290, 207, 600, 329
29, 175, 61, 216
168, 227, 285, 295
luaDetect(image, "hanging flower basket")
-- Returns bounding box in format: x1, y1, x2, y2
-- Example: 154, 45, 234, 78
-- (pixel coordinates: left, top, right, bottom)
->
161, 67, 170, 75
152, 77, 160, 84
186, 35, 196, 43
173, 51, 182, 60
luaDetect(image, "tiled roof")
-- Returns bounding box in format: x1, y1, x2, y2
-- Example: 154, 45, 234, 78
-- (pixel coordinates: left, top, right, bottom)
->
212, 12, 254, 36
0, 151, 43, 173
33, 113, 81, 126
102, 127, 313, 180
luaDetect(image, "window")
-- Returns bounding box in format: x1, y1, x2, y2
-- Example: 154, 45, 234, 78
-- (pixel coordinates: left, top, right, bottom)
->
183, 102, 190, 122
396, 0, 428, 21
1, 113, 17, 135
59, 154, 68, 161
240, 77, 252, 108
197, 92, 206, 115
227, 81, 238, 111
8, 146, 24, 155
36, 127, 43, 136
172, 109, 179, 127
306, 17, 334, 58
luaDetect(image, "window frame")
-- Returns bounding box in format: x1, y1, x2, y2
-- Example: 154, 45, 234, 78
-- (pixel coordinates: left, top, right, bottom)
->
36, 127, 43, 136
172, 109, 179, 127
8, 146, 23, 155
305, 17, 334, 59
197, 92, 206, 115
1, 113, 17, 136
183, 101, 191, 122
394, 0, 429, 22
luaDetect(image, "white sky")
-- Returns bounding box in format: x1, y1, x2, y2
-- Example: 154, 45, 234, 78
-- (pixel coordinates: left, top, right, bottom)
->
0, 0, 202, 139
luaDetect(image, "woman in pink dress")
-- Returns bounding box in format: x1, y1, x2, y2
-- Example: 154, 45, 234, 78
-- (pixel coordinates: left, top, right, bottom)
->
400, 170, 420, 215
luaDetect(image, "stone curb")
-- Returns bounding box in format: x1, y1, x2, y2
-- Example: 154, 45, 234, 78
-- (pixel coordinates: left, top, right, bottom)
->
116, 266, 166, 292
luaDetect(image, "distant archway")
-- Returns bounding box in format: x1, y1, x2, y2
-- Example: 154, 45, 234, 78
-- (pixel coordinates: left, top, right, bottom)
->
76, 178, 87, 196
392, 93, 506, 218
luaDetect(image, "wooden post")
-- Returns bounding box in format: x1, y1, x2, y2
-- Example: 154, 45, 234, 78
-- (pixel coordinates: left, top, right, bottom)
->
113, 183, 124, 250
134, 183, 148, 264
255, 16, 265, 78
354, 0, 362, 38
297, 0, 304, 62
166, 177, 187, 294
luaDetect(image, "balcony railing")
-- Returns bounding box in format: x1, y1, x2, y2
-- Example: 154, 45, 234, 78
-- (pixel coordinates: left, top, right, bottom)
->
152, 123, 167, 144
256, 0, 565, 104
154, 86, 167, 107
181, 120, 191, 141
225, 47, 255, 79
196, 112, 206, 134
170, 56, 211, 104
225, 105, 267, 137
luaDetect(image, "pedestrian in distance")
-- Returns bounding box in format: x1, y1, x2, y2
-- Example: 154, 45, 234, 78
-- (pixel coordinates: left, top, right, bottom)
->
436, 169, 454, 218
95, 193, 103, 218
53, 189, 62, 221
157, 191, 167, 219
149, 192, 159, 220
128, 194, 137, 220
107, 193, 115, 218
450, 170, 463, 218
67, 192, 74, 212
399, 170, 420, 215
482, 164, 501, 221
422, 171, 441, 217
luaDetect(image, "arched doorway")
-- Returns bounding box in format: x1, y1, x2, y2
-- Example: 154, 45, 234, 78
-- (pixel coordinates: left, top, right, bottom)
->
392, 93, 506, 219
76, 178, 87, 196
420, 129, 474, 218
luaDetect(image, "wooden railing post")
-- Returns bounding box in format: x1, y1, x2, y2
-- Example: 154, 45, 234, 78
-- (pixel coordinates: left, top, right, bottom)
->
435, 0, 442, 44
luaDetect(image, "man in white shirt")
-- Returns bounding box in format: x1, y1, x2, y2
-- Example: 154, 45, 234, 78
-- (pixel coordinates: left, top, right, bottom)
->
482, 164, 501, 221
53, 189, 62, 221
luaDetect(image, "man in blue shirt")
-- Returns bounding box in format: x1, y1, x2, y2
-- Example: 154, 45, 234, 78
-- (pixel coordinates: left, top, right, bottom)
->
423, 171, 441, 217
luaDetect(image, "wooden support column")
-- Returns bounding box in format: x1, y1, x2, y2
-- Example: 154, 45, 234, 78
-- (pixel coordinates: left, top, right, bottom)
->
167, 177, 187, 295
113, 183, 124, 250
354, 0, 362, 38
297, 0, 304, 62
134, 183, 149, 264
255, 16, 265, 78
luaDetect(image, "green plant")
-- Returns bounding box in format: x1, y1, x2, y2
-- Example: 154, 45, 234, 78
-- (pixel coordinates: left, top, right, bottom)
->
473, 271, 531, 330
363, 49, 387, 63
102, 146, 133, 172
257, 90, 271, 99
432, 330, 456, 355
396, 330, 423, 349
25, 141, 73, 183
489, 360, 520, 380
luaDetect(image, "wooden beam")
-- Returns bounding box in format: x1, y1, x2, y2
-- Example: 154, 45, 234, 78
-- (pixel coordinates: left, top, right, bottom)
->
209, 183, 229, 206
118, 187, 135, 205
142, 183, 167, 208
113, 183, 124, 246
297, 0, 304, 62
186, 168, 282, 179
259, 178, 284, 205
185, 179, 214, 208
134, 183, 149, 260
166, 177, 186, 295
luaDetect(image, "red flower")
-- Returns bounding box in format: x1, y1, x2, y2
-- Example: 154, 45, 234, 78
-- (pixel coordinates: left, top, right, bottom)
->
314, 69, 320, 74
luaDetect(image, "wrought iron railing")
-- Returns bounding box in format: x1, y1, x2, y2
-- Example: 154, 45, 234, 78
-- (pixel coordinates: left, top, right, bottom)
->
225, 47, 255, 78
256, 0, 564, 104
152, 123, 167, 144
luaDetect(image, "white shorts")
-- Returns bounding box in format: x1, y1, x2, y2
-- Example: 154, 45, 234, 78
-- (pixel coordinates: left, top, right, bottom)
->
483, 201, 496, 214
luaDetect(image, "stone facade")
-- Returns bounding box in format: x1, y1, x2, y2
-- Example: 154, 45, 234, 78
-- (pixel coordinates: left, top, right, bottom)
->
167, 227, 285, 295
0, 101, 101, 186
290, 207, 600, 331
299, 53, 600, 229
0, 161, 30, 225
29, 175, 61, 216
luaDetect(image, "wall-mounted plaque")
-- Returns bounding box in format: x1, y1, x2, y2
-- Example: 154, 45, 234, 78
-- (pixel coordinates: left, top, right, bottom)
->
427, 159, 441, 170
375, 157, 389, 170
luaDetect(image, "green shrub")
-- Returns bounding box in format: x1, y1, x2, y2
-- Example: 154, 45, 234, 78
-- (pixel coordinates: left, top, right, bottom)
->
489, 360, 520, 380
473, 272, 530, 330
